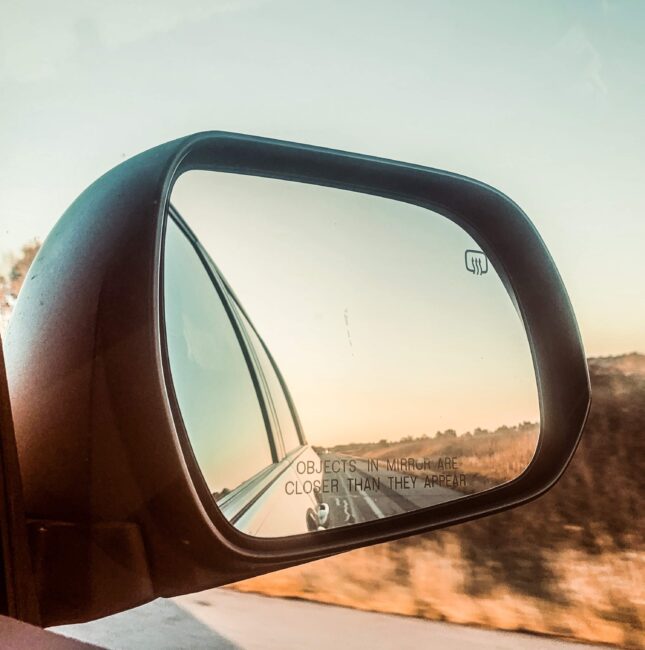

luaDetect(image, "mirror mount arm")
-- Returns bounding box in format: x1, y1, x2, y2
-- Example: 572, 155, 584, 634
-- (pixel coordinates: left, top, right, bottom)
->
0, 337, 40, 625
26, 520, 153, 625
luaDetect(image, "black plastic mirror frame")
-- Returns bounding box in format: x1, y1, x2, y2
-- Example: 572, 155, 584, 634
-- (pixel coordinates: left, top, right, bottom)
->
164, 133, 590, 559
4, 131, 590, 624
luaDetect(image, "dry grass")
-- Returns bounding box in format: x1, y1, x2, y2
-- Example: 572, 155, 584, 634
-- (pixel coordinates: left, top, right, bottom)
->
230, 535, 643, 647
336, 423, 539, 494
231, 355, 645, 648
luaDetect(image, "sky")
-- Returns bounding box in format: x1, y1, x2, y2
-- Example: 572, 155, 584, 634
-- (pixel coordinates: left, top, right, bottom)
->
171, 172, 540, 447
1, 2, 643, 353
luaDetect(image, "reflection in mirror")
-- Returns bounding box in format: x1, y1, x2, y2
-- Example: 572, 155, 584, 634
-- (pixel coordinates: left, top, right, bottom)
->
163, 173, 540, 538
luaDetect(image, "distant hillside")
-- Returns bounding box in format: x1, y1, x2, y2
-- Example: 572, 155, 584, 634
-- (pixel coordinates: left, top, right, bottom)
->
589, 352, 645, 377
327, 421, 540, 495
0, 240, 41, 335
457, 352, 645, 553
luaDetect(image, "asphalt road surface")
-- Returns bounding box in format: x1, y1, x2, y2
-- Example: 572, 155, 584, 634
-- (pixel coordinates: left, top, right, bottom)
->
320, 452, 463, 528
52, 590, 613, 650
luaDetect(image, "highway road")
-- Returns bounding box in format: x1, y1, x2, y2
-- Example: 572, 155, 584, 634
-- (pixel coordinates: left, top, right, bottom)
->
319, 452, 463, 528
52, 590, 613, 650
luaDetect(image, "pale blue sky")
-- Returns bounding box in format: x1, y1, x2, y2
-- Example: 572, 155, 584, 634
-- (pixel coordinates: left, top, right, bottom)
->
1, 0, 644, 356
172, 172, 540, 445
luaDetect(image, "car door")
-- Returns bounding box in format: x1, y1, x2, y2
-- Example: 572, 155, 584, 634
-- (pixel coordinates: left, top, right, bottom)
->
164, 211, 322, 537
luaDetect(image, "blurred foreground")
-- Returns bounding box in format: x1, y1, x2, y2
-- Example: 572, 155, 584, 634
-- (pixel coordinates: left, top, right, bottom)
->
56, 590, 617, 650
3, 244, 642, 647
231, 354, 645, 649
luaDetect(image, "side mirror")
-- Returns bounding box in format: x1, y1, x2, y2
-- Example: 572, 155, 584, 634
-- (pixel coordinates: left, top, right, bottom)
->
3, 132, 590, 625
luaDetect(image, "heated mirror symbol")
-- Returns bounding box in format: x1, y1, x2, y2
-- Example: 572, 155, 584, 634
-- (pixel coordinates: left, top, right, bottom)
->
465, 250, 489, 275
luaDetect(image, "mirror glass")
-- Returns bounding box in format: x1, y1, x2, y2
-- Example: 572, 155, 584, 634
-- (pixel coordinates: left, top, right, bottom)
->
163, 172, 540, 538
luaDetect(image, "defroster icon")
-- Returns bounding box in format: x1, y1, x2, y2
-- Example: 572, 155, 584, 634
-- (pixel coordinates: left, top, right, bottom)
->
465, 250, 489, 276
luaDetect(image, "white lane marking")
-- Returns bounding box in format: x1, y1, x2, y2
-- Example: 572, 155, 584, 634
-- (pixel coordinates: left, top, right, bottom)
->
338, 472, 359, 522
359, 488, 385, 519
342, 499, 351, 522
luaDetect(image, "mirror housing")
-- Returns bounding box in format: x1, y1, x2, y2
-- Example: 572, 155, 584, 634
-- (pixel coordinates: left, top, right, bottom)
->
3, 132, 590, 625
